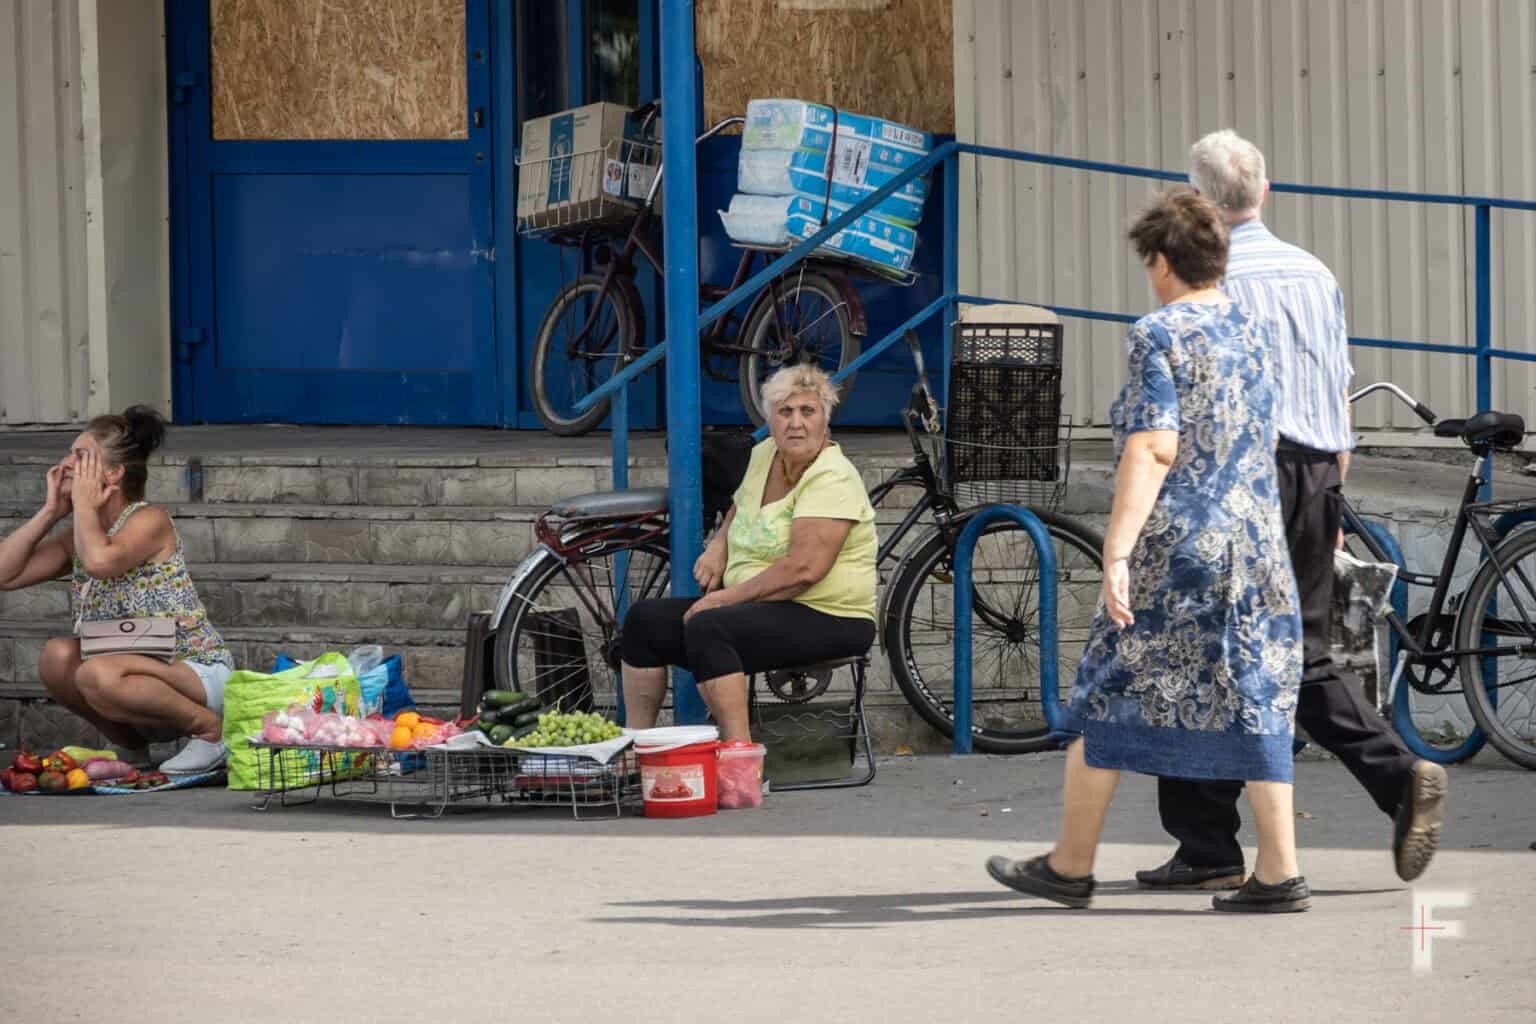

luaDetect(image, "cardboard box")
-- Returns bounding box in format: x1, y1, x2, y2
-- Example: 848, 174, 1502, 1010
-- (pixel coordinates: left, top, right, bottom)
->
517, 102, 636, 228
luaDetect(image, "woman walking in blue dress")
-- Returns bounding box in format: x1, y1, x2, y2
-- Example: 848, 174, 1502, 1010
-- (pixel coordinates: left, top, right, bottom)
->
987, 188, 1309, 912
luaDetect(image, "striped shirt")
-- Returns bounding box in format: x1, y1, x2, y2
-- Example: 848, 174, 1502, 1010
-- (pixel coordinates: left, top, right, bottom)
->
1222, 220, 1354, 453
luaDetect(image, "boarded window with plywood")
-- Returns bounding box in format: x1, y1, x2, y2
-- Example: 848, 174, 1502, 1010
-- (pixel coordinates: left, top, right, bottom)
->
210, 0, 468, 140
696, 0, 953, 136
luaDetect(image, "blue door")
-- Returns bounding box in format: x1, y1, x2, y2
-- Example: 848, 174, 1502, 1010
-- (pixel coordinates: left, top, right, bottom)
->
167, 0, 501, 425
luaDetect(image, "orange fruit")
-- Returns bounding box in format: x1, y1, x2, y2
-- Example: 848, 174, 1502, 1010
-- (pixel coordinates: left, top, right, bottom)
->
395, 711, 421, 729
412, 722, 438, 742
66, 768, 91, 790
388, 725, 413, 750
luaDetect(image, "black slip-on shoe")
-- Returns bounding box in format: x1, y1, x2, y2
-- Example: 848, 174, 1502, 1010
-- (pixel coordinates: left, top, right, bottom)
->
1212, 875, 1312, 913
1135, 855, 1246, 891
1393, 760, 1448, 882
985, 854, 1095, 909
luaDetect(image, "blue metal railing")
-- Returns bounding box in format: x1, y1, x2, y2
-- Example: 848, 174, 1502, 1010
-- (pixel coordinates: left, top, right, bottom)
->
586, 85, 1536, 721
951, 506, 1059, 755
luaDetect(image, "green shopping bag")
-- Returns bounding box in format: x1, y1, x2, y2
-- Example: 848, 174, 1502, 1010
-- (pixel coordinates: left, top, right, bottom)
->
222, 653, 362, 790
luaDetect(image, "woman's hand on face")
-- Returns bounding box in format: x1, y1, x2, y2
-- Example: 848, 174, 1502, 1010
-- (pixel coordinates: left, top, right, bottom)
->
683, 588, 731, 623
693, 546, 727, 593
1102, 558, 1134, 627
70, 450, 114, 511
43, 463, 73, 520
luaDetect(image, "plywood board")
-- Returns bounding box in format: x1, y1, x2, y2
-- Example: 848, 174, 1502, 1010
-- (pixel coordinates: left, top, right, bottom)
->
697, 0, 953, 136
210, 0, 466, 140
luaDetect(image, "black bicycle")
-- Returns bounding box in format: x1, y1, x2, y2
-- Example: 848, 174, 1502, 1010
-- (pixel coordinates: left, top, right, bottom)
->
1343, 382, 1536, 769
488, 333, 1103, 754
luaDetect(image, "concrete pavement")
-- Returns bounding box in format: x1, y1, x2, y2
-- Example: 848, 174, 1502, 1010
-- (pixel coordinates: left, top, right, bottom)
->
1, 752, 1532, 1023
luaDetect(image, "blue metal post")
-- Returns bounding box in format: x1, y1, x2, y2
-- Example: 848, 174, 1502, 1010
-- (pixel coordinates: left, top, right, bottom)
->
1475, 204, 1493, 414
1474, 204, 1493, 501
952, 506, 1059, 755
659, 0, 707, 725
942, 152, 960, 404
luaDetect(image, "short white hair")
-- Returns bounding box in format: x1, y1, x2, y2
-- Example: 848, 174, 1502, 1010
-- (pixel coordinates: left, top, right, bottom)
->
1188, 130, 1266, 215
760, 363, 840, 417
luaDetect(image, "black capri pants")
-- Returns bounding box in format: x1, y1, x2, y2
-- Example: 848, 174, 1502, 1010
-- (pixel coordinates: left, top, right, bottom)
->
621, 598, 875, 682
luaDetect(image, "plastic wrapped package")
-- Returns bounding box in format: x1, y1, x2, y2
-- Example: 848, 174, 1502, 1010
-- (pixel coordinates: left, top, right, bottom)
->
720, 194, 917, 272
1332, 548, 1400, 651
737, 99, 934, 227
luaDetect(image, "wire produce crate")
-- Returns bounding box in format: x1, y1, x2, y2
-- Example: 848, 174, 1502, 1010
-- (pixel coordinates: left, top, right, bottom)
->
515, 137, 660, 238
247, 741, 640, 820
946, 313, 1068, 510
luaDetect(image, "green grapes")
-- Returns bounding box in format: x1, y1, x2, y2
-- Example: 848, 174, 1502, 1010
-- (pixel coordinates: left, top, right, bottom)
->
506, 710, 624, 748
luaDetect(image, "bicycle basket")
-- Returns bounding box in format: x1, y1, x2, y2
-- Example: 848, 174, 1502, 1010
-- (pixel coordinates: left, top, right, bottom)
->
516, 137, 660, 237
945, 310, 1067, 510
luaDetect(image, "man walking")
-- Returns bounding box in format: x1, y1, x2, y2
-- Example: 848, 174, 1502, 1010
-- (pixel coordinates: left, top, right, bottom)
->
1137, 130, 1449, 897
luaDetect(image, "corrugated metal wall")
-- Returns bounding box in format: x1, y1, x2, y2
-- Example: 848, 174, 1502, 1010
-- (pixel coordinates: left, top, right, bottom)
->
0, 0, 89, 426
953, 0, 1536, 434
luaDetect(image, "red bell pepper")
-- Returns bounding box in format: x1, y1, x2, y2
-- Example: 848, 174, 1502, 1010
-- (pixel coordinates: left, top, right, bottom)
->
40, 751, 78, 773
12, 750, 43, 774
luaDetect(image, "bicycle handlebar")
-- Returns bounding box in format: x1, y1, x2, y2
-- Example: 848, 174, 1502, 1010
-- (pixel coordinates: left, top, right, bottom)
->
1349, 381, 1437, 425
642, 112, 747, 208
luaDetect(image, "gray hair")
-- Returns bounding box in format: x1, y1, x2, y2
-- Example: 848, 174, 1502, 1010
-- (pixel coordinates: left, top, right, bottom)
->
759, 363, 840, 418
1188, 129, 1266, 216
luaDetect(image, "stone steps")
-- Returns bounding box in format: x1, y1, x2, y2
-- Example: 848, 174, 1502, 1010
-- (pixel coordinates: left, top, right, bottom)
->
0, 563, 513, 632
0, 503, 542, 568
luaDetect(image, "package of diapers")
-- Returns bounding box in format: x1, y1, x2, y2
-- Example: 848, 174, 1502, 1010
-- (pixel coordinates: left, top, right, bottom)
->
743, 99, 933, 159
720, 194, 917, 272
737, 99, 934, 226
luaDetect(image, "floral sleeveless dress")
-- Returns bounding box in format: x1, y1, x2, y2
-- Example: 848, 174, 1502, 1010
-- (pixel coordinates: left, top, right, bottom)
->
70, 502, 233, 668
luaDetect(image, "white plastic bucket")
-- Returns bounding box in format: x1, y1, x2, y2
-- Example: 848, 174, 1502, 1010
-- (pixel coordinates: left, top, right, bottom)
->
631, 725, 720, 755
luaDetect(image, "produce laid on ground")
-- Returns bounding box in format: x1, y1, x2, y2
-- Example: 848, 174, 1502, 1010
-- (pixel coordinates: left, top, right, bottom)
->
470, 690, 624, 749
257, 706, 464, 750
1, 747, 170, 794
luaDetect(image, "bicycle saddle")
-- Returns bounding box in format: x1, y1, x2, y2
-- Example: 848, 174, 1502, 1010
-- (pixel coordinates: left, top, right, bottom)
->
1432, 410, 1526, 450
549, 487, 668, 519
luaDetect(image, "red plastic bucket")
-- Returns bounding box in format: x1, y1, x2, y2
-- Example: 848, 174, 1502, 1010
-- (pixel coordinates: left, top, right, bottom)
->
634, 726, 720, 818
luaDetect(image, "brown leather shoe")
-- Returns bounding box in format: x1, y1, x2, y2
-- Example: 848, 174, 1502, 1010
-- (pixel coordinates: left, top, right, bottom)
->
1394, 760, 1448, 882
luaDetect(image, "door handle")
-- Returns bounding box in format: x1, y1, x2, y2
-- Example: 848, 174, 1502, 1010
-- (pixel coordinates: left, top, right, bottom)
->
473, 108, 484, 130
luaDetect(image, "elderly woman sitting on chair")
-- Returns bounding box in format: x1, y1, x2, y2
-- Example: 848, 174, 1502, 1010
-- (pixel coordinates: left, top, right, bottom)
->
620, 364, 877, 741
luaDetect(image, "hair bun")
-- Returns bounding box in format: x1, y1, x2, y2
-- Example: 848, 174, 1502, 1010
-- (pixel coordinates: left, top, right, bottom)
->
121, 404, 168, 459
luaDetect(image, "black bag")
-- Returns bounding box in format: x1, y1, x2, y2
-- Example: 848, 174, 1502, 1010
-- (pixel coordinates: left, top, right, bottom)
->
663, 428, 754, 535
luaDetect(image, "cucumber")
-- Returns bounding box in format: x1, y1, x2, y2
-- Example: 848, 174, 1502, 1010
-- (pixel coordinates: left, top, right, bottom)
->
500, 695, 544, 718
475, 719, 496, 735
510, 723, 538, 740
511, 710, 543, 728
480, 689, 528, 708
489, 724, 516, 744
476, 704, 511, 725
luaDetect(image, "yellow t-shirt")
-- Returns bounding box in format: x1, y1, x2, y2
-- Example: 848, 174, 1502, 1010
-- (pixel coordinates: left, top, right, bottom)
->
723, 439, 877, 622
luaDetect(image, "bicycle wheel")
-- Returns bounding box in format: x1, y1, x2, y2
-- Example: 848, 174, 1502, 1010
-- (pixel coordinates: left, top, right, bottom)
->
882, 509, 1104, 754
1454, 526, 1536, 769
531, 274, 636, 436
1340, 522, 1484, 764
737, 270, 859, 426
493, 532, 670, 718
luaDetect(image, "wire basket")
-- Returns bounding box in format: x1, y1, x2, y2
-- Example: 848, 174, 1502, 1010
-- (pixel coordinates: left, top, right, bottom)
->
516, 136, 660, 238
247, 740, 640, 820
945, 417, 1073, 511
946, 314, 1068, 511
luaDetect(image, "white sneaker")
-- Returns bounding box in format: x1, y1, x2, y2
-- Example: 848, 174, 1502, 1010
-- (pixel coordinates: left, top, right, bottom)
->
158, 738, 227, 775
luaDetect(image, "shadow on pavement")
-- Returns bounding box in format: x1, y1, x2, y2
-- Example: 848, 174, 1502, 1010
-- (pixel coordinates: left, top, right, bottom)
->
593, 888, 1220, 929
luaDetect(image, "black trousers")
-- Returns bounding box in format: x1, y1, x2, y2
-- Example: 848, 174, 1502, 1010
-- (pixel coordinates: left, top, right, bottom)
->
621, 597, 874, 683
1157, 444, 1420, 868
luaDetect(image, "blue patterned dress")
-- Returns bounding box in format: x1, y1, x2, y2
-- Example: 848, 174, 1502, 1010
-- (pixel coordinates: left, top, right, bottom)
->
1058, 301, 1303, 782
